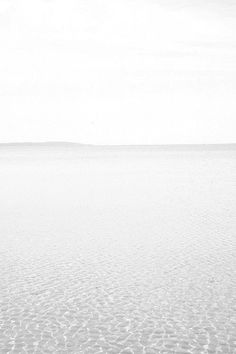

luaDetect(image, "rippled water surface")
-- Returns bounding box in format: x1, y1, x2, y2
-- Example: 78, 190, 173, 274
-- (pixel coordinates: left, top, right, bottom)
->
0, 147, 236, 354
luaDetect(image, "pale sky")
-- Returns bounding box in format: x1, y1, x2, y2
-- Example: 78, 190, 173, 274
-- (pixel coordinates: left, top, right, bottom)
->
0, 0, 236, 144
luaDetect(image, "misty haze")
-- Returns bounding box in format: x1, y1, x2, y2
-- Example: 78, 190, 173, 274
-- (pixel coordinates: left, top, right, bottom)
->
0, 0, 236, 352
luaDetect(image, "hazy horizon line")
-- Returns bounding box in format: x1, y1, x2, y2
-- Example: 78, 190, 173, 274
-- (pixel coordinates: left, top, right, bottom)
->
0, 142, 236, 149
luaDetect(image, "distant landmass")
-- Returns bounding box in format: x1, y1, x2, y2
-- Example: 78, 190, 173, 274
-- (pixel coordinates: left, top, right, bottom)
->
0, 142, 235, 150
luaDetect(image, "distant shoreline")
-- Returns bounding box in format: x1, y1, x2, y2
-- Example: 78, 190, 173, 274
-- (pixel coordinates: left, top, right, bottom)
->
0, 142, 236, 151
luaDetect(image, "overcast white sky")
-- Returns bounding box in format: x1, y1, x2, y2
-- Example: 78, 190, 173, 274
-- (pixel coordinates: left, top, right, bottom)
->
0, 0, 236, 144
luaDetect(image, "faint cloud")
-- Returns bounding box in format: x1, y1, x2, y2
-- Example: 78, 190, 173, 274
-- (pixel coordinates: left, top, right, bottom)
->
179, 40, 236, 50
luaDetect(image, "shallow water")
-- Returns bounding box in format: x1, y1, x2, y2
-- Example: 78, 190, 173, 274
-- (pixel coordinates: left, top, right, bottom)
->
0, 148, 236, 354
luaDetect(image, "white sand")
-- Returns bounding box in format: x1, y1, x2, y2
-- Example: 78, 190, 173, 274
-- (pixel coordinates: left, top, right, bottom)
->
0, 145, 235, 353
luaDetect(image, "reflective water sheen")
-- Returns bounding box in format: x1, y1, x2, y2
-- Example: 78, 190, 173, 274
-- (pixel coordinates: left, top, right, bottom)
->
0, 147, 236, 354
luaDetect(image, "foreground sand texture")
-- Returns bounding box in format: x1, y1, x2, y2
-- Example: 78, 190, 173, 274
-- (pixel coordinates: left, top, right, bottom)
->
0, 145, 236, 354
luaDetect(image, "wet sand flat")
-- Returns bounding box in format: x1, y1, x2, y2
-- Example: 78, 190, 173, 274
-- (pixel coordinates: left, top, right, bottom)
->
0, 145, 236, 354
